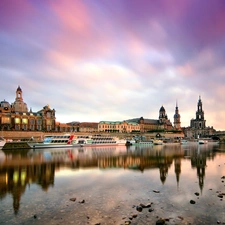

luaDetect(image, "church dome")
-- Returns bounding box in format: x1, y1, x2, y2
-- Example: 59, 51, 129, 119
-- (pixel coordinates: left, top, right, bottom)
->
0, 100, 11, 109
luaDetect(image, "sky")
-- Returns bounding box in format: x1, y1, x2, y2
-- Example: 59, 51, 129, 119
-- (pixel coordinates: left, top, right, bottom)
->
0, 0, 225, 130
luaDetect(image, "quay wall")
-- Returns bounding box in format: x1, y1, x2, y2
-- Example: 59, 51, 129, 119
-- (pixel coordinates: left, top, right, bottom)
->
1, 131, 184, 141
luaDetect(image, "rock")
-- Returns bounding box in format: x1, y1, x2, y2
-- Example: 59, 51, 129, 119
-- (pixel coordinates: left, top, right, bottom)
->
125, 221, 131, 225
221, 176, 225, 179
153, 190, 160, 193
79, 200, 85, 203
148, 208, 154, 212
33, 215, 37, 219
69, 198, 76, 202
195, 192, 200, 196
190, 200, 196, 204
132, 214, 137, 218
140, 203, 152, 208
156, 219, 165, 225
136, 206, 143, 212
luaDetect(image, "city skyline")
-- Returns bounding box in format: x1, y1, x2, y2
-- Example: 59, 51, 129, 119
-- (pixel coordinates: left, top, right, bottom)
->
1, 1, 225, 130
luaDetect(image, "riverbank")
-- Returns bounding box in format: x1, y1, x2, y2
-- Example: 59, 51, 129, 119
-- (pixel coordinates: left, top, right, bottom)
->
1, 131, 184, 142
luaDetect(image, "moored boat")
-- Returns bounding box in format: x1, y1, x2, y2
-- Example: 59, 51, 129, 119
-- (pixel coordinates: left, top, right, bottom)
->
198, 139, 208, 144
74, 134, 127, 147
28, 134, 81, 149
153, 139, 163, 145
0, 137, 6, 149
181, 139, 189, 145
135, 140, 153, 145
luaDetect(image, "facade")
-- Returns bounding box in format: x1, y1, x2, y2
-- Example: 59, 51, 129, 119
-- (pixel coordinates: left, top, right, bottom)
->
0, 86, 56, 131
98, 121, 140, 133
79, 122, 98, 132
127, 105, 175, 133
184, 96, 215, 138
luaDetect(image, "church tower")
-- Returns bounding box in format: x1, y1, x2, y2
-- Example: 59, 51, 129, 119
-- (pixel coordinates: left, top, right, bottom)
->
173, 101, 181, 130
159, 106, 167, 123
190, 96, 206, 129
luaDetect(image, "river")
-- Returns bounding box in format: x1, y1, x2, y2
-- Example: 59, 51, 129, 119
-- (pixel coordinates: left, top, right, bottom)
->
0, 143, 225, 225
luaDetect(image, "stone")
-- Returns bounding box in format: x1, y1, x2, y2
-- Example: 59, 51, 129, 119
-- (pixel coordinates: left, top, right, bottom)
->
156, 219, 165, 225
69, 198, 76, 202
136, 206, 143, 212
140, 203, 151, 208
190, 200, 196, 204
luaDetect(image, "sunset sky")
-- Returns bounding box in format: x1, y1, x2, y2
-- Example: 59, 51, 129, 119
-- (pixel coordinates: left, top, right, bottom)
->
1, 0, 225, 130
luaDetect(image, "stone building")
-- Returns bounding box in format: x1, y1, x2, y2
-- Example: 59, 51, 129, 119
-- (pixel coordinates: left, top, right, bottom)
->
0, 86, 56, 131
184, 96, 215, 138
127, 105, 174, 133
173, 102, 181, 130
98, 121, 140, 133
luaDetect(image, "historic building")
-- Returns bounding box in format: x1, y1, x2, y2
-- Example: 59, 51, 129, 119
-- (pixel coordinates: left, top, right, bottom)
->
184, 96, 215, 138
98, 121, 140, 133
126, 105, 176, 133
0, 86, 56, 131
173, 102, 181, 130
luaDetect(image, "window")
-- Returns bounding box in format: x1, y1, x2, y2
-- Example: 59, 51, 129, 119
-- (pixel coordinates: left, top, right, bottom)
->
15, 118, 20, 124
22, 118, 28, 124
2, 117, 10, 124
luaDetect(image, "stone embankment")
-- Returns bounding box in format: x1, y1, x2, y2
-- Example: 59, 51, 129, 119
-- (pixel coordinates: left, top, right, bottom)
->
1, 131, 184, 142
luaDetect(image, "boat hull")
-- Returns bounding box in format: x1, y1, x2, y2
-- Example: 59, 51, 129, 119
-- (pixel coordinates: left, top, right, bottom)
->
28, 143, 82, 149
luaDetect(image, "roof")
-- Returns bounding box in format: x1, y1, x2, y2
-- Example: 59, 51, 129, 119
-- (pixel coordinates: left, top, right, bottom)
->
159, 106, 165, 112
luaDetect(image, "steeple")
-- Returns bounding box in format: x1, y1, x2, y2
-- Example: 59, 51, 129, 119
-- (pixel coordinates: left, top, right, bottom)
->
15, 85, 23, 102
174, 101, 181, 130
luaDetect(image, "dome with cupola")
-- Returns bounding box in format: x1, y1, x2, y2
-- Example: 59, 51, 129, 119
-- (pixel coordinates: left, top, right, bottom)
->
11, 85, 28, 113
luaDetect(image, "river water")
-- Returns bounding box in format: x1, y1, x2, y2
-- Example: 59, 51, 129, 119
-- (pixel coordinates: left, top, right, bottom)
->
0, 143, 225, 225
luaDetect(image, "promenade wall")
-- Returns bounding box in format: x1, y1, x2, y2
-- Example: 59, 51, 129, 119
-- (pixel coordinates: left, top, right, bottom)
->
1, 131, 184, 141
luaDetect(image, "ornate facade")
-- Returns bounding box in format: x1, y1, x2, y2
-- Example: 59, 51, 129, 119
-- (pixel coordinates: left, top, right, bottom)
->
184, 96, 215, 138
98, 121, 140, 133
127, 105, 175, 133
0, 86, 56, 131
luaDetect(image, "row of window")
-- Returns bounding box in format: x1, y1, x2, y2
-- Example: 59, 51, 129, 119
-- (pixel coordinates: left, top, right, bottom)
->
99, 125, 139, 129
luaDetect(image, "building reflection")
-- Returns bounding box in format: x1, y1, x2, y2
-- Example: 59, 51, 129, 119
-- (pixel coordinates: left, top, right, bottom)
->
0, 144, 218, 214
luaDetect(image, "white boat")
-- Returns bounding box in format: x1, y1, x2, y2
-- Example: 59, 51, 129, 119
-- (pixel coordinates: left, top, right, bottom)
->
74, 135, 127, 147
153, 139, 163, 145
198, 139, 208, 144
135, 140, 153, 145
0, 137, 6, 149
28, 134, 81, 149
181, 139, 189, 145
126, 139, 136, 146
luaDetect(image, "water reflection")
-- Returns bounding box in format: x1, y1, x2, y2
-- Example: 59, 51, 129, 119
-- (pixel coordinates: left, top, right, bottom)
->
0, 143, 224, 223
